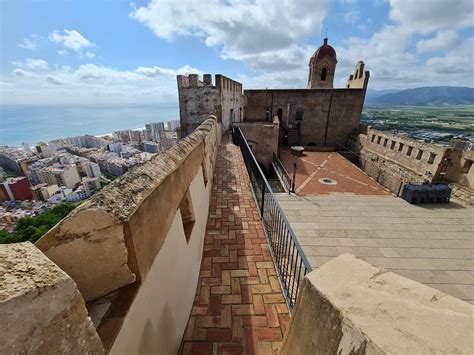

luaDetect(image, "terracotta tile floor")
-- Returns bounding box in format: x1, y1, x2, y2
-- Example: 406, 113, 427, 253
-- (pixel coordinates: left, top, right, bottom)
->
180, 135, 289, 355
280, 148, 391, 196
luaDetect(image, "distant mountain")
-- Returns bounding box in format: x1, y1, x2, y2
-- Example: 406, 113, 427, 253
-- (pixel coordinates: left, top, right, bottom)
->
365, 89, 400, 100
366, 86, 474, 106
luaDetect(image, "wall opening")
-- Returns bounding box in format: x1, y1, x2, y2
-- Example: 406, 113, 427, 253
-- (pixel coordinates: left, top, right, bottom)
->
277, 108, 283, 121
383, 138, 388, 147
462, 160, 472, 174
416, 150, 423, 160
377, 136, 382, 144
398, 143, 404, 152
390, 141, 396, 150
406, 146, 413, 156
201, 162, 208, 187
371, 135, 376, 142
178, 188, 195, 243
295, 108, 304, 121
428, 153, 436, 164
321, 67, 327, 81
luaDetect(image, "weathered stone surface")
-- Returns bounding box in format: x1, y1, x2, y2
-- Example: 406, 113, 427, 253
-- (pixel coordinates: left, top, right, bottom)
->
36, 118, 219, 301
236, 122, 279, 168
281, 254, 474, 355
0, 242, 103, 353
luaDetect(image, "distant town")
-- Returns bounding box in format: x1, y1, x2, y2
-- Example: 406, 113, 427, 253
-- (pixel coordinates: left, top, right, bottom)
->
0, 119, 180, 234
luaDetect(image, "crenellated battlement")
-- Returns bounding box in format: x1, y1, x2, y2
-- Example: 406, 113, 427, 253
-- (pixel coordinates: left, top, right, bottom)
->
346, 61, 370, 89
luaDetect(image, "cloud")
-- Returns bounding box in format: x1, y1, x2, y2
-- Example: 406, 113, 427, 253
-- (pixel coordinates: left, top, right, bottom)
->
46, 76, 63, 85
130, 0, 328, 64
18, 34, 41, 49
416, 30, 459, 53
389, 0, 473, 33
48, 29, 93, 51
135, 65, 201, 77
57, 49, 69, 56
84, 52, 96, 59
12, 58, 49, 71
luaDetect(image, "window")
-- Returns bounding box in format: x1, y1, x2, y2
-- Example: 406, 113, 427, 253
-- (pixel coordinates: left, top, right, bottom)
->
295, 108, 304, 121
179, 189, 195, 243
320, 67, 327, 81
265, 107, 270, 121
427, 153, 436, 164
377, 136, 382, 144
383, 138, 388, 147
202, 162, 208, 187
390, 141, 396, 150
406, 146, 413, 156
371, 134, 376, 142
462, 160, 472, 174
416, 150, 423, 160
398, 143, 404, 152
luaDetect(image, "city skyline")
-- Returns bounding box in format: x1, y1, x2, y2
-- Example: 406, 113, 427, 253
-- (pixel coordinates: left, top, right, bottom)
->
1, 0, 473, 105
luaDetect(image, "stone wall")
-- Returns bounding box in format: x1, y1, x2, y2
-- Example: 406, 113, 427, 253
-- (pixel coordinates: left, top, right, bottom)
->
235, 122, 279, 169
243, 88, 366, 148
178, 74, 244, 135
33, 118, 222, 352
0, 242, 103, 354
282, 254, 473, 355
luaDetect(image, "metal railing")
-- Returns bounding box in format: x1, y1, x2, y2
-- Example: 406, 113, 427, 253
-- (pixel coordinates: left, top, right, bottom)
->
232, 127, 312, 310
272, 153, 293, 193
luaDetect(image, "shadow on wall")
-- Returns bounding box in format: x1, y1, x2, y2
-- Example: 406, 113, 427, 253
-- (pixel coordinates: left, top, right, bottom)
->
138, 304, 176, 354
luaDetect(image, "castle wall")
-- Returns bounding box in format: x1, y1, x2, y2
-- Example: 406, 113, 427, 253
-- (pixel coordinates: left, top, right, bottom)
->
243, 88, 366, 147
178, 74, 243, 136
235, 122, 279, 168
33, 118, 222, 352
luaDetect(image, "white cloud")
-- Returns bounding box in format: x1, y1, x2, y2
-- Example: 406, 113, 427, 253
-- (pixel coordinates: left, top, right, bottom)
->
18, 34, 41, 49
417, 30, 459, 53
84, 52, 96, 59
389, 0, 473, 33
57, 49, 69, 56
12, 58, 49, 71
49, 29, 93, 51
130, 0, 328, 65
135, 65, 201, 77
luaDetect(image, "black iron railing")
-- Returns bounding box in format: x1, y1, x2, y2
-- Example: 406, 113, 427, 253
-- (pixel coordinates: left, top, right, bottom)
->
232, 127, 312, 310
272, 153, 292, 193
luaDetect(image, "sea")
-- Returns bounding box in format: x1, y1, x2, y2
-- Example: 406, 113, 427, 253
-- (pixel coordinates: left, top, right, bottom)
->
0, 104, 179, 147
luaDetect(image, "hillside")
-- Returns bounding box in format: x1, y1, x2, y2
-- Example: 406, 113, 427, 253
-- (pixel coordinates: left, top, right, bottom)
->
366, 86, 474, 106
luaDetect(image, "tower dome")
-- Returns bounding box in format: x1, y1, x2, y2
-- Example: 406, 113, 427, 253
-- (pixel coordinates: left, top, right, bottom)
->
308, 38, 337, 89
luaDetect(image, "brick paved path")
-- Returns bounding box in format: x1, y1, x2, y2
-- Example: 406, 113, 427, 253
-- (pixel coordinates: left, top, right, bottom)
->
181, 135, 289, 355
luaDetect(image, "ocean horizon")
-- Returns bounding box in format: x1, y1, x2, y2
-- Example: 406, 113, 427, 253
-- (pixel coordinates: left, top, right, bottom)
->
0, 104, 180, 147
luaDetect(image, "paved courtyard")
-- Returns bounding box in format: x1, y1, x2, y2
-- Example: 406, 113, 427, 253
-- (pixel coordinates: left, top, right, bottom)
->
181, 135, 289, 355
277, 194, 474, 304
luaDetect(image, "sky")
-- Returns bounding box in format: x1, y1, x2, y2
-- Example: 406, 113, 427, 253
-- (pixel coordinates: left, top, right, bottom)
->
0, 0, 473, 105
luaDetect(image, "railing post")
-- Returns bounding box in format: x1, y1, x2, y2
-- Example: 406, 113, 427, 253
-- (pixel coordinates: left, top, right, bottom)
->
291, 162, 297, 193
260, 180, 265, 217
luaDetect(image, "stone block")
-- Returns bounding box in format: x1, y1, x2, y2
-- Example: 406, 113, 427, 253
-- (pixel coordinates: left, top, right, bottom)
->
282, 253, 473, 354
0, 242, 103, 353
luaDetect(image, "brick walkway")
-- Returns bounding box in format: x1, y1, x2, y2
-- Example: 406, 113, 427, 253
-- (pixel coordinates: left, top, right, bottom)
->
181, 135, 289, 355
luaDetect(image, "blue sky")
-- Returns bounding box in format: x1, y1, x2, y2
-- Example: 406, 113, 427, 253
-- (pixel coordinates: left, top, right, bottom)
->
1, 0, 473, 105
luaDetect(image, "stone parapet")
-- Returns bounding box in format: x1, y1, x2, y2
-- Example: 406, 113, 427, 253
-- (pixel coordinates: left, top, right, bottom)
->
36, 118, 220, 302
282, 254, 473, 355
0, 242, 103, 354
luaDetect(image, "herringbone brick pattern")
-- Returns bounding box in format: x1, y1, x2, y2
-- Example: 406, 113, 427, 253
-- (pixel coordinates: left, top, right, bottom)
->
181, 135, 289, 355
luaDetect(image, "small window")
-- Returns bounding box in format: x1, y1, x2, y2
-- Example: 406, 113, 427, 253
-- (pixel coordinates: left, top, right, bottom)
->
462, 160, 472, 174
371, 135, 376, 142
377, 136, 382, 144
406, 146, 413, 156
179, 189, 195, 243
295, 108, 304, 121
383, 138, 388, 147
390, 141, 396, 150
277, 108, 283, 120
265, 107, 270, 121
427, 153, 436, 164
398, 143, 404, 152
416, 150, 423, 160
321, 67, 327, 81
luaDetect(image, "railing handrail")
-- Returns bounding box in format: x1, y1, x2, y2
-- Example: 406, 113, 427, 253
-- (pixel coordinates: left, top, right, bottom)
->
272, 152, 292, 193
234, 126, 312, 273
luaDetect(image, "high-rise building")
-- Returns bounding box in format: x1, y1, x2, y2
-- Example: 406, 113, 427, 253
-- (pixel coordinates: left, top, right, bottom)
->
0, 177, 33, 201
39, 164, 81, 189
167, 120, 180, 132
145, 122, 165, 141
21, 143, 34, 157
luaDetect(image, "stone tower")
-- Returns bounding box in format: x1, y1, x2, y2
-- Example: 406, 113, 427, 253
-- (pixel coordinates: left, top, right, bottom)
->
307, 38, 337, 89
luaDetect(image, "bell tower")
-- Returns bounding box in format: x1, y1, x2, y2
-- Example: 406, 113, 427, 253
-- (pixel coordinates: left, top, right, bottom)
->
308, 38, 337, 89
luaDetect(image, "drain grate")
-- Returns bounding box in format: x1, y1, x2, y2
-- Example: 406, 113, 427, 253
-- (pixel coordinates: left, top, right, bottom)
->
319, 178, 337, 185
